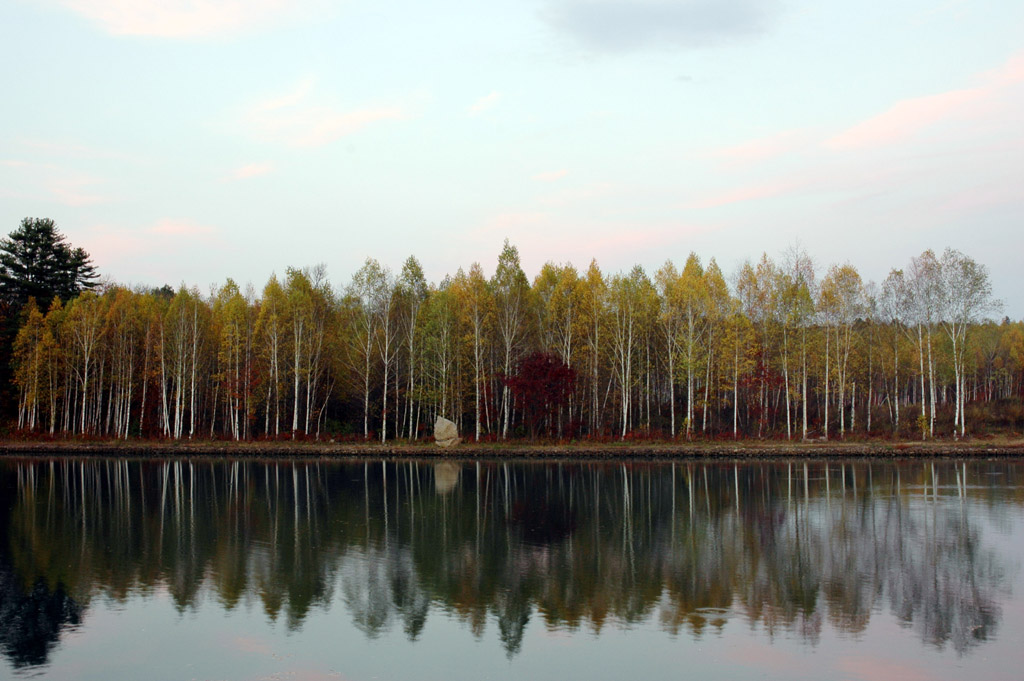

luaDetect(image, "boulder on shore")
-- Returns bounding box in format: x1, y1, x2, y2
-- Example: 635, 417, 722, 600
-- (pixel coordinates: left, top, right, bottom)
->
434, 416, 461, 448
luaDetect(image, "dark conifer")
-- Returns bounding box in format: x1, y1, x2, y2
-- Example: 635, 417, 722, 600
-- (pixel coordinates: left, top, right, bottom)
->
0, 218, 98, 308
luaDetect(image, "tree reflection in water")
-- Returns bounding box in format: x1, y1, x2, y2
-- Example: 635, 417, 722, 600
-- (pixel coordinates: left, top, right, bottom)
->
0, 457, 1017, 668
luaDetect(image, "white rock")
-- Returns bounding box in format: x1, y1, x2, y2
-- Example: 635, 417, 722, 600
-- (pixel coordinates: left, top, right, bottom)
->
434, 416, 461, 448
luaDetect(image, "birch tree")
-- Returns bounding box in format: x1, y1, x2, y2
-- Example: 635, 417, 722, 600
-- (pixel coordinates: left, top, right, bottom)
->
491, 241, 531, 439
780, 246, 816, 440
939, 249, 999, 437
397, 256, 428, 439
655, 260, 682, 438
452, 264, 491, 441
819, 264, 863, 438
256, 275, 287, 437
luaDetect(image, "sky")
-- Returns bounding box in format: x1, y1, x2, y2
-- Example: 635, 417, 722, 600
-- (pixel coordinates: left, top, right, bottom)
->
1, 0, 1022, 316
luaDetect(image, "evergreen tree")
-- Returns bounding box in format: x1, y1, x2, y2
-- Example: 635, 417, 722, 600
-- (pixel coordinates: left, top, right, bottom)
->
0, 218, 98, 308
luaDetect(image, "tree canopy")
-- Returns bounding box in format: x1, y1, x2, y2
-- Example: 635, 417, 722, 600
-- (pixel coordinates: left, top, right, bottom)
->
2, 241, 1016, 442
0, 218, 98, 307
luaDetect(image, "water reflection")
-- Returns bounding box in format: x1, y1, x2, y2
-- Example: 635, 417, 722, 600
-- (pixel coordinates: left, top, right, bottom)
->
0, 458, 1019, 669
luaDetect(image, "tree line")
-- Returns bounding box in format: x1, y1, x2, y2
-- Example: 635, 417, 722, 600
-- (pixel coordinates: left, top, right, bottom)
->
6, 234, 1018, 441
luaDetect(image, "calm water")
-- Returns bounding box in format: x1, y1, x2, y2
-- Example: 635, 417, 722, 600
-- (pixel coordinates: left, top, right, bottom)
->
1, 457, 1022, 681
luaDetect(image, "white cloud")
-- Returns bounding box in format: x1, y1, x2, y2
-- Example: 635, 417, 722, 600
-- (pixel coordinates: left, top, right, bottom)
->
48, 176, 109, 207
243, 78, 404, 147
149, 218, 214, 236
469, 91, 502, 116
532, 169, 569, 181
54, 0, 310, 39
226, 162, 274, 181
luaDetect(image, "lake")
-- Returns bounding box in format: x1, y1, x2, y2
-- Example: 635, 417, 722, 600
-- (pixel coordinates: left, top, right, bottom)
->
1, 457, 1022, 680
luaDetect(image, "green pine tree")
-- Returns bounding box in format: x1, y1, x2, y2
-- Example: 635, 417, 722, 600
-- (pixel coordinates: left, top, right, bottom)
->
0, 218, 98, 307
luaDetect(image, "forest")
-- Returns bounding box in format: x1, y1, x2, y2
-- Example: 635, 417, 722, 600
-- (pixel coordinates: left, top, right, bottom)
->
5, 229, 1020, 443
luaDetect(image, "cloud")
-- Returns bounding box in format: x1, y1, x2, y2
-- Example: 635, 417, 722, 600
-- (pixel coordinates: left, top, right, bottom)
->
538, 181, 614, 208
469, 91, 502, 116
711, 130, 803, 167
546, 0, 779, 52
148, 218, 214, 236
79, 218, 221, 279
827, 50, 1024, 150
691, 178, 809, 210
19, 138, 141, 163
532, 169, 569, 181
54, 0, 307, 39
826, 88, 985, 151
243, 78, 404, 147
79, 218, 211, 274
0, 159, 112, 206
48, 176, 109, 207
226, 162, 274, 181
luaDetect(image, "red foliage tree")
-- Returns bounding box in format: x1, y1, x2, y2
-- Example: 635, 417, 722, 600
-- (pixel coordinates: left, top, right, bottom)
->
502, 352, 576, 439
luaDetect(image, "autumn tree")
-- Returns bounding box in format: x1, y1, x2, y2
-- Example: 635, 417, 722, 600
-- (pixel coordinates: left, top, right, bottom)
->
938, 249, 999, 437
819, 264, 863, 438
491, 241, 531, 439
397, 256, 428, 439
534, 263, 583, 436
12, 300, 47, 430
256, 275, 287, 437
503, 352, 575, 439
701, 259, 731, 434
608, 266, 656, 438
655, 260, 682, 438
778, 247, 816, 440
581, 260, 607, 435
452, 264, 491, 441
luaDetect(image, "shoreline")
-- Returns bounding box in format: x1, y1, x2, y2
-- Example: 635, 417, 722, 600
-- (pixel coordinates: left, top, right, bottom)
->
2, 438, 1024, 460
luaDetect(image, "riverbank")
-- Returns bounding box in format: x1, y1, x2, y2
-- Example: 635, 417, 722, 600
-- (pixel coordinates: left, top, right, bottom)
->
2, 437, 1023, 459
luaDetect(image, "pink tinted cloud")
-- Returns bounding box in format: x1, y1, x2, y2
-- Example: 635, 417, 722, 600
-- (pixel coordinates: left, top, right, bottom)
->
826, 87, 984, 150
984, 51, 1024, 87
48, 177, 108, 207
712, 130, 803, 167
226, 162, 274, 181
1, 159, 112, 206
532, 169, 569, 182
827, 50, 1024, 150
81, 218, 218, 267
56, 0, 303, 39
934, 176, 1024, 216
691, 178, 809, 210
293, 107, 403, 147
